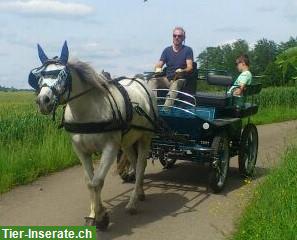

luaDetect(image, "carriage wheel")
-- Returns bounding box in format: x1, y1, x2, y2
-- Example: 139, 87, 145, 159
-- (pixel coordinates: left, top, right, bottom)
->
159, 152, 177, 169
117, 150, 135, 183
209, 132, 230, 193
238, 124, 258, 178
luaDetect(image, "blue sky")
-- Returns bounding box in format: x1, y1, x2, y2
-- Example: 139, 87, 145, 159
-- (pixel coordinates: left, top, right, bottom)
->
0, 0, 296, 88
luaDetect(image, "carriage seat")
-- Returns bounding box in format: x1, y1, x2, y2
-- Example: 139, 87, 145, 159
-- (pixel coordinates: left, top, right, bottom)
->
195, 92, 231, 108
206, 74, 233, 87
195, 74, 233, 108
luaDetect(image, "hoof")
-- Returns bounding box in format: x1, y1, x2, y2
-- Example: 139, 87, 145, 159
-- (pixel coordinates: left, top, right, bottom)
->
138, 194, 145, 201
96, 213, 110, 231
121, 173, 136, 183
84, 217, 96, 226
127, 173, 136, 182
126, 207, 137, 215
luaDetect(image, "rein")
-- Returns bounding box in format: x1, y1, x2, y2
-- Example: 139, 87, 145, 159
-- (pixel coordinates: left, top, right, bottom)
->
65, 88, 94, 103
51, 87, 94, 121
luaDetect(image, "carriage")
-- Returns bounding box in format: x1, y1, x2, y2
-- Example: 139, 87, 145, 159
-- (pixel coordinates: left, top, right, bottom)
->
30, 42, 262, 229
120, 68, 262, 193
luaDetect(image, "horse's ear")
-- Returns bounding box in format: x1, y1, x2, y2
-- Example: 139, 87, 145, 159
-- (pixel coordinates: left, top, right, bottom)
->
60, 41, 69, 65
37, 44, 48, 64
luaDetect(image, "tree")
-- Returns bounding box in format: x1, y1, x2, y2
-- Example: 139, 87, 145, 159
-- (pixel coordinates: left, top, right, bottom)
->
275, 46, 297, 85
263, 62, 283, 87
278, 37, 297, 53
197, 39, 250, 77
251, 39, 278, 76
197, 46, 224, 70
196, 36, 297, 87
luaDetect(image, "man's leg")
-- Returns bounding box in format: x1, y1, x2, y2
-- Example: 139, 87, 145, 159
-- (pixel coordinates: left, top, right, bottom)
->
164, 78, 187, 107
147, 77, 170, 93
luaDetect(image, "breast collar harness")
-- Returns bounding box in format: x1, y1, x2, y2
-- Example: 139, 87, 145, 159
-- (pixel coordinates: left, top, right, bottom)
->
61, 78, 133, 134
60, 77, 159, 134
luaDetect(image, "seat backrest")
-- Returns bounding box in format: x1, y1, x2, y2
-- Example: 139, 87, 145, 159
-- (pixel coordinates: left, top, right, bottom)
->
206, 73, 233, 87
182, 62, 198, 94
243, 83, 262, 96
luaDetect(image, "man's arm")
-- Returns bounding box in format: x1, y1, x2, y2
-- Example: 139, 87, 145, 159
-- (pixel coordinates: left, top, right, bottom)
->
155, 60, 165, 71
184, 59, 193, 73
176, 59, 193, 74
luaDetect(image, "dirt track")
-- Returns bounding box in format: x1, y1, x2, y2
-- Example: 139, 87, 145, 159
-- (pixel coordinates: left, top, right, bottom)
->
0, 121, 296, 240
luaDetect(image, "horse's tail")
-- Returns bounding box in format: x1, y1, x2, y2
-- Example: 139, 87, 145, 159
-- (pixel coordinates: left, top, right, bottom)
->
116, 151, 130, 176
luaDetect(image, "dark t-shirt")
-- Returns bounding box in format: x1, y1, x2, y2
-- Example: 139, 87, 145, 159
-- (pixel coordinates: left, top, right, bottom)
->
160, 45, 194, 79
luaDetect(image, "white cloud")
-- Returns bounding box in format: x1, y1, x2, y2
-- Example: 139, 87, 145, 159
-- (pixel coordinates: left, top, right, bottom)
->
0, 0, 94, 16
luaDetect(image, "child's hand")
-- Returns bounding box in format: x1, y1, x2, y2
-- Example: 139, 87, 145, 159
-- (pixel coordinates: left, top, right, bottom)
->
233, 88, 242, 96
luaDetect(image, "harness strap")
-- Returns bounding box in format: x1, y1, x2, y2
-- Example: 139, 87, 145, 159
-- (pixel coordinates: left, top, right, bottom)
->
111, 80, 133, 122
60, 77, 160, 134
63, 120, 126, 134
131, 78, 158, 121
61, 79, 134, 134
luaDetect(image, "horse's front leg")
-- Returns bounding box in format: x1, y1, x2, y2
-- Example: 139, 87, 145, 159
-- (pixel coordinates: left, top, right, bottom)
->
126, 137, 151, 214
90, 142, 119, 229
72, 144, 96, 224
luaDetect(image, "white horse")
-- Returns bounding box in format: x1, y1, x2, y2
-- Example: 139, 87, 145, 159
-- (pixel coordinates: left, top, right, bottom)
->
29, 41, 158, 230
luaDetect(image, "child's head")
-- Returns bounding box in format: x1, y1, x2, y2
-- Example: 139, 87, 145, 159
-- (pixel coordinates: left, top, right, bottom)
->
236, 54, 250, 72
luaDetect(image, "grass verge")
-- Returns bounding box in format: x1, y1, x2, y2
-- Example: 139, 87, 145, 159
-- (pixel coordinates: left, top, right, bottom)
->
0, 92, 78, 194
231, 144, 297, 240
251, 106, 297, 125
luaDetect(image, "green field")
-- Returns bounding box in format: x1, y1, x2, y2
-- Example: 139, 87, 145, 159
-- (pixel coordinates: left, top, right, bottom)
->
231, 143, 297, 240
0, 92, 78, 194
1, 86, 297, 194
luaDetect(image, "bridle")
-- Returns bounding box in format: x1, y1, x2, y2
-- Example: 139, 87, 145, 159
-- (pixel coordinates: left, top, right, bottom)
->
33, 59, 95, 121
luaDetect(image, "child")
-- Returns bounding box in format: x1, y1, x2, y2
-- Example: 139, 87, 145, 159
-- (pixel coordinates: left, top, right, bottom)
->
228, 54, 252, 96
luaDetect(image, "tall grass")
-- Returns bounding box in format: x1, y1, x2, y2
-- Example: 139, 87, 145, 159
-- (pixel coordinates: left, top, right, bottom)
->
248, 86, 297, 125
231, 144, 297, 240
254, 86, 297, 108
0, 92, 78, 193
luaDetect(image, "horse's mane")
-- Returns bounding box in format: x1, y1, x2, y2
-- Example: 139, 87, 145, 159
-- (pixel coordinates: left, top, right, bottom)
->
67, 60, 111, 92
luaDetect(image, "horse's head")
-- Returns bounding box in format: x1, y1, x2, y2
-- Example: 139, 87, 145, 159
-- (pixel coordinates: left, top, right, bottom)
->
29, 41, 72, 114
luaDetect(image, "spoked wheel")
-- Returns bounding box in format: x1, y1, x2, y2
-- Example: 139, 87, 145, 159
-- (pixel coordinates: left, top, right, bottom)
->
238, 124, 258, 178
209, 132, 230, 193
159, 156, 177, 169
117, 150, 135, 183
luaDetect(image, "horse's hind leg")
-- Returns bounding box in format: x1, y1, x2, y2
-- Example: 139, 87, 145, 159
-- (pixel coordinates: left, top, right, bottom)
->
126, 137, 151, 214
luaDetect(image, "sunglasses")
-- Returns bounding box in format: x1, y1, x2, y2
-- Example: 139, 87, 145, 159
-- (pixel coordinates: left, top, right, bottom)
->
173, 34, 184, 38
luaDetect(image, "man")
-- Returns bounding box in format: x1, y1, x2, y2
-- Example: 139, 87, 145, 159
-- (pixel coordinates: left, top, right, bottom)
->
228, 54, 252, 96
149, 27, 194, 106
